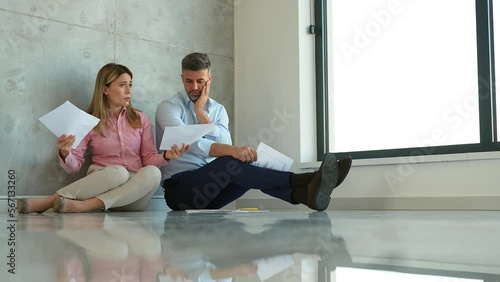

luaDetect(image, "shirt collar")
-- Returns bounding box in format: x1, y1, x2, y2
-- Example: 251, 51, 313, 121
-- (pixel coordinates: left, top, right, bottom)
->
108, 107, 127, 119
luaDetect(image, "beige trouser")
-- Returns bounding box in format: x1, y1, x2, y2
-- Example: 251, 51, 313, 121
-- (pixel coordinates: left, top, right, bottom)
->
57, 164, 161, 211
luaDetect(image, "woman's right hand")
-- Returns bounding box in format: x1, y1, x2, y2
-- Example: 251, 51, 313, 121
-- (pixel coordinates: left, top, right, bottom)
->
57, 134, 76, 159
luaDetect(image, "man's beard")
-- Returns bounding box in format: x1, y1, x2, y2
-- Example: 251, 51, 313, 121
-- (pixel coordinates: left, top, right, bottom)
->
187, 91, 200, 102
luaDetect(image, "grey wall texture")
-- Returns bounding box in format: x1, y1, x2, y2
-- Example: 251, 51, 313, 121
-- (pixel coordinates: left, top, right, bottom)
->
0, 0, 234, 197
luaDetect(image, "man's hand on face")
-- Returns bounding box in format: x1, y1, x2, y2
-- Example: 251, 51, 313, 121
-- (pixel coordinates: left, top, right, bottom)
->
195, 80, 211, 112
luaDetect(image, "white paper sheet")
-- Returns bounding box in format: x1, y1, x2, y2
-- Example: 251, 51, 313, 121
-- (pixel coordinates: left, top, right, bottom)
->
252, 142, 294, 171
254, 255, 294, 281
159, 123, 215, 150
185, 209, 270, 214
38, 101, 100, 149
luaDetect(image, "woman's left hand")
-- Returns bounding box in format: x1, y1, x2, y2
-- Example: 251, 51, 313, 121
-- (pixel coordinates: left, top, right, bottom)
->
164, 143, 190, 160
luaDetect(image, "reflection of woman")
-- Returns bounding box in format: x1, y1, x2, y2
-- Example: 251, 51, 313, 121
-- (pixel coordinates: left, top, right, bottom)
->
18, 63, 188, 213
57, 247, 89, 282
56, 214, 164, 282
14, 214, 91, 282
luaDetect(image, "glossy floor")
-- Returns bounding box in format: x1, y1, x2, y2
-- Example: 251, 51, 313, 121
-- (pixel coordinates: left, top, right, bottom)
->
0, 210, 499, 282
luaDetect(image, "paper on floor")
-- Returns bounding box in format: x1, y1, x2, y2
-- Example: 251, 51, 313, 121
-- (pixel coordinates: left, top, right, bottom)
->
185, 209, 270, 214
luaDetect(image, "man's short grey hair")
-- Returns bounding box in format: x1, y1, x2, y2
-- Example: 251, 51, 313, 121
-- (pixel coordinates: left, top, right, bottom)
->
182, 52, 211, 73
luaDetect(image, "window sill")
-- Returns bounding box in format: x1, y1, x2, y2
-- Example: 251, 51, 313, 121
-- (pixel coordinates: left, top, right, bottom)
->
300, 151, 500, 169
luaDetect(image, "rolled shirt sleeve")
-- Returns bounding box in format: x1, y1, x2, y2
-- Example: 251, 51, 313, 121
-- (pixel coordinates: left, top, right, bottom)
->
57, 134, 90, 174
139, 112, 168, 167
192, 105, 232, 157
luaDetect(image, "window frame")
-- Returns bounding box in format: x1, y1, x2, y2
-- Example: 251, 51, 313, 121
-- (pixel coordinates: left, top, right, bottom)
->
315, 0, 499, 161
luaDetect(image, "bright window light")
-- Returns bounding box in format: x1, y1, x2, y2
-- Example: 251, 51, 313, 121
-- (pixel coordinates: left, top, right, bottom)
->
328, 0, 479, 152
335, 267, 483, 282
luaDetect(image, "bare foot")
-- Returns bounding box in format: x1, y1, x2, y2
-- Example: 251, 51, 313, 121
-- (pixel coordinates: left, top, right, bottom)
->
54, 198, 83, 213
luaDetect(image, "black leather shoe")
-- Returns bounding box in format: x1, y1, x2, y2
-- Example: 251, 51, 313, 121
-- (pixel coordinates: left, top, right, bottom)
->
335, 156, 352, 188
307, 153, 339, 211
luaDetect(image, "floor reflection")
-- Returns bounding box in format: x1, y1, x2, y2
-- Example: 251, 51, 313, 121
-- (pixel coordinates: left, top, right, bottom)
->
159, 212, 351, 281
3, 210, 500, 282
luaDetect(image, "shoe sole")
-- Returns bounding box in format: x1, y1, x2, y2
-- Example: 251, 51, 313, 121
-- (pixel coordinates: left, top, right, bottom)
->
313, 153, 339, 211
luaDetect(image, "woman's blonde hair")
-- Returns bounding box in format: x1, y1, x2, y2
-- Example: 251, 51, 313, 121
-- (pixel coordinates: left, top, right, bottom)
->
87, 63, 142, 136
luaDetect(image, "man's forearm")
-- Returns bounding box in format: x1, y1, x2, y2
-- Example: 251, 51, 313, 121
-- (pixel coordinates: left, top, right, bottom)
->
195, 108, 211, 124
209, 143, 234, 157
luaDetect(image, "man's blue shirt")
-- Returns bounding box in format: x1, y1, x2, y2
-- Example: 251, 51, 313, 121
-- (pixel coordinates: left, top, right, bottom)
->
156, 92, 232, 181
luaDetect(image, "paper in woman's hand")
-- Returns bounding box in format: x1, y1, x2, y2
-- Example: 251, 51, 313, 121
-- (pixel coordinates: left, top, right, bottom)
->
159, 123, 215, 150
38, 101, 100, 148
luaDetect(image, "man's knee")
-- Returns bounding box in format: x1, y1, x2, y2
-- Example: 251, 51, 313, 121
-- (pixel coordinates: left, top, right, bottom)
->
211, 156, 244, 176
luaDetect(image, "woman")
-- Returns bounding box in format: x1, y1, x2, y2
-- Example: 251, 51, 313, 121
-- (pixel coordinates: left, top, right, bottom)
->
18, 63, 188, 213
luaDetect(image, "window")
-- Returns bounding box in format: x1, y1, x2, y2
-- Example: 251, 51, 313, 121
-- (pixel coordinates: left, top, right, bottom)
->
315, 0, 500, 160
334, 267, 483, 282
495, 0, 500, 135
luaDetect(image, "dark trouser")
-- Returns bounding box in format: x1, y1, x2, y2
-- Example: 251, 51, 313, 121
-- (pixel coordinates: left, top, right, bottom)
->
163, 156, 295, 210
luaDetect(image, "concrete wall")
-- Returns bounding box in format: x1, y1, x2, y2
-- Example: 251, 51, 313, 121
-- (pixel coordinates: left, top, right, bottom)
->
0, 0, 234, 198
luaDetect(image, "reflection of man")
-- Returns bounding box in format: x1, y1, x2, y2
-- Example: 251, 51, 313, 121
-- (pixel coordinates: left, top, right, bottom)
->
159, 213, 352, 281
156, 52, 352, 211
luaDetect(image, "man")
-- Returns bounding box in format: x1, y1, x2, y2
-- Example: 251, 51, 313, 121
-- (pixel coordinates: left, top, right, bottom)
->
156, 52, 351, 211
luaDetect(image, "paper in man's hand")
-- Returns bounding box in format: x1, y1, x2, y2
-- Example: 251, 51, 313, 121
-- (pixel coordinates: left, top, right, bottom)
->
38, 101, 100, 149
159, 123, 215, 150
252, 142, 294, 171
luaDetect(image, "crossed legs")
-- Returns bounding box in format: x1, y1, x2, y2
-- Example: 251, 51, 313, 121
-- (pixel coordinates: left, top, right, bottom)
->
18, 165, 161, 213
